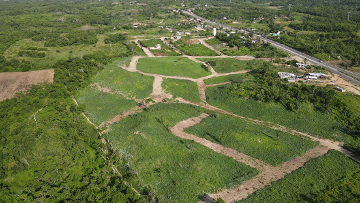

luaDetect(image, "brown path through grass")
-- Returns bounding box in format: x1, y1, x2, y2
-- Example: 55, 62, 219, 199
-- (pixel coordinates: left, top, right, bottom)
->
73, 43, 359, 202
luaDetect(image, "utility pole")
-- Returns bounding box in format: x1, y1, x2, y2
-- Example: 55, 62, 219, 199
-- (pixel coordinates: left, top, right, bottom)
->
348, 12, 351, 21
289, 4, 292, 12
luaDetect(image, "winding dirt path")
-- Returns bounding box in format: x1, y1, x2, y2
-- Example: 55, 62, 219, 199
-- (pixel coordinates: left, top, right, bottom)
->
81, 44, 360, 202
135, 40, 155, 57
198, 37, 224, 56
160, 37, 183, 55
203, 145, 329, 203
99, 107, 144, 129
171, 113, 269, 170
205, 82, 232, 87
170, 114, 335, 203
151, 76, 173, 102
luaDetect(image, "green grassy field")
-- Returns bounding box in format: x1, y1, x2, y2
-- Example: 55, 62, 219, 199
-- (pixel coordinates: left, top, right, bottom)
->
239, 150, 360, 202
203, 73, 254, 85
4, 35, 129, 68
137, 56, 211, 78
162, 78, 201, 102
109, 103, 259, 202
197, 58, 262, 73
92, 58, 154, 99
185, 114, 317, 166
76, 87, 137, 126
205, 38, 223, 46
139, 39, 179, 56
206, 85, 351, 142
174, 40, 219, 56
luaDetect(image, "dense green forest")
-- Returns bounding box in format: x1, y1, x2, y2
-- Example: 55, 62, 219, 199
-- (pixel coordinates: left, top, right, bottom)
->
0, 0, 152, 201
0, 54, 145, 201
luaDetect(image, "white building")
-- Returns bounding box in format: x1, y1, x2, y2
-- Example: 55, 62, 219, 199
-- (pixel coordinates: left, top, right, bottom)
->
213, 28, 216, 36
278, 72, 296, 81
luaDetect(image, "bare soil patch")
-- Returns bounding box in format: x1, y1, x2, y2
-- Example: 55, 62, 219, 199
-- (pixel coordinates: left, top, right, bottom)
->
185, 39, 200, 44
154, 52, 168, 56
0, 69, 54, 101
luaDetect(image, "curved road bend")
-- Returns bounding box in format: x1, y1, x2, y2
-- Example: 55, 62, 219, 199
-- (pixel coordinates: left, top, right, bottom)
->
182, 10, 360, 86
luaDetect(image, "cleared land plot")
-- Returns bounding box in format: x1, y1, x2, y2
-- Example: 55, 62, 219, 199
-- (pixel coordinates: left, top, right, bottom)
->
139, 39, 179, 56
204, 73, 254, 85
197, 58, 261, 73
239, 150, 360, 202
173, 40, 219, 56
185, 114, 317, 166
137, 56, 211, 79
109, 103, 259, 202
206, 85, 349, 141
4, 36, 129, 67
205, 38, 252, 56
76, 87, 137, 126
0, 69, 54, 101
162, 79, 201, 102
92, 59, 153, 99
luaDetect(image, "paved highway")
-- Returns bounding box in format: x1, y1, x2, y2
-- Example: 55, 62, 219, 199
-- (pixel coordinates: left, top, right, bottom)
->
182, 10, 360, 86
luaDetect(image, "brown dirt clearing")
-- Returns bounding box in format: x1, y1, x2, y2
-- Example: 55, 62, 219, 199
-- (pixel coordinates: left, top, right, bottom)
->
0, 69, 54, 101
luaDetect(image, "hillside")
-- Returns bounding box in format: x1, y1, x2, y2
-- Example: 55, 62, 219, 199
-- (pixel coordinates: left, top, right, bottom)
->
1, 0, 360, 202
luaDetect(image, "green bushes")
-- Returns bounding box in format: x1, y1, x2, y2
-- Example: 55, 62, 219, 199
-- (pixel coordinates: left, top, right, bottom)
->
109, 103, 259, 202
185, 114, 317, 166
43, 31, 98, 47
104, 33, 127, 44
18, 50, 46, 58
239, 150, 360, 202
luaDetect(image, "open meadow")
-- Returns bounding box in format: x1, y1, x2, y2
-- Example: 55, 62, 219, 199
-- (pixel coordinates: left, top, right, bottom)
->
197, 58, 262, 73
4, 35, 130, 68
162, 78, 201, 102
75, 86, 137, 126
137, 56, 211, 78
92, 58, 154, 99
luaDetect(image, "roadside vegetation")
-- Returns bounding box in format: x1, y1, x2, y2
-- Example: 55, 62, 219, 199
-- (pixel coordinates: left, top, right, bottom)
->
109, 103, 259, 202
137, 56, 211, 78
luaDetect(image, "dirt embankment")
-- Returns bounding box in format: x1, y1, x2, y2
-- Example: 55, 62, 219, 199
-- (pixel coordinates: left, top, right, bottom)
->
0, 69, 54, 101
